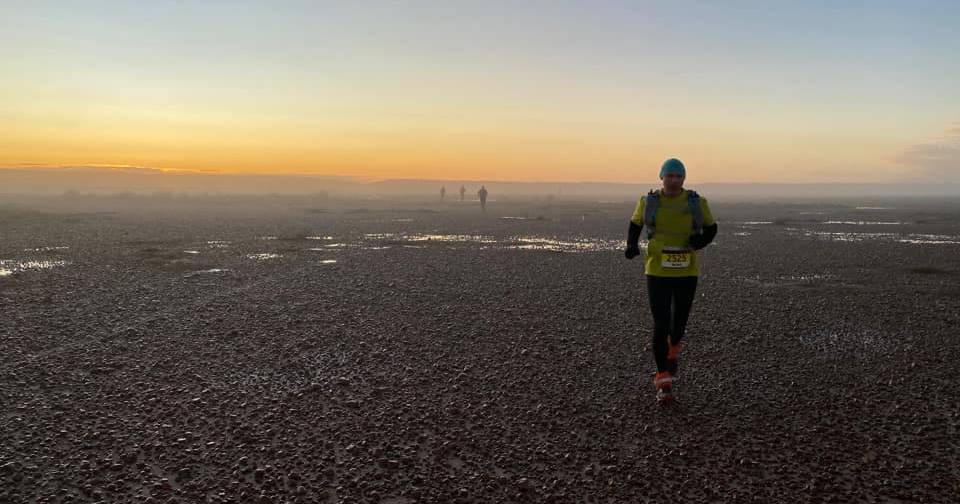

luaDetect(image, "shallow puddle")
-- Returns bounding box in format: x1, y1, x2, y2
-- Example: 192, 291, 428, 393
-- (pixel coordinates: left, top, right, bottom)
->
778, 273, 835, 282
0, 259, 70, 275
897, 235, 960, 245
24, 246, 70, 252
247, 253, 281, 260
506, 236, 623, 252
406, 234, 497, 243
800, 229, 960, 245
184, 268, 229, 277
823, 221, 905, 225
802, 231, 897, 242
324, 233, 635, 252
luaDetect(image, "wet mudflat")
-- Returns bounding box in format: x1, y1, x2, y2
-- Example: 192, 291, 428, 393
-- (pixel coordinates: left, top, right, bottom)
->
1, 196, 959, 503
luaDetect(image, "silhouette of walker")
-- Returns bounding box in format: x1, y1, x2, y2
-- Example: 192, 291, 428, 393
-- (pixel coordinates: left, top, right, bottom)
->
459, 185, 466, 202
478, 185, 488, 211
440, 186, 446, 201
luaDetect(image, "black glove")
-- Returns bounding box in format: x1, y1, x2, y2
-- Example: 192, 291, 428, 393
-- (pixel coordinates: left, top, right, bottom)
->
689, 223, 718, 250
689, 234, 707, 250
625, 221, 642, 259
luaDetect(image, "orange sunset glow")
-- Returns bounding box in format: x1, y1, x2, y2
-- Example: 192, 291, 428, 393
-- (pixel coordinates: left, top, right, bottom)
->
3, 2, 958, 183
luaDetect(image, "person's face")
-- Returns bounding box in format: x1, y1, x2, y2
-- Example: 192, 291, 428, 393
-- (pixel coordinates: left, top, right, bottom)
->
661, 172, 685, 193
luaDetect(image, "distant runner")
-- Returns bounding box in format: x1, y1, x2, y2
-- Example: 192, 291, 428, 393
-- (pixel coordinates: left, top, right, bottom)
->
459, 185, 466, 202
624, 158, 718, 404
478, 185, 488, 211
441, 186, 446, 201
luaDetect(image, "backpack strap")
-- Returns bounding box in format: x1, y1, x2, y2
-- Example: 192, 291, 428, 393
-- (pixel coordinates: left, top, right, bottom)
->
643, 189, 659, 239
687, 190, 703, 235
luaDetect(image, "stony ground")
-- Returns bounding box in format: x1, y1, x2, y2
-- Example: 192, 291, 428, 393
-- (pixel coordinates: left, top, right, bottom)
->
2, 195, 959, 503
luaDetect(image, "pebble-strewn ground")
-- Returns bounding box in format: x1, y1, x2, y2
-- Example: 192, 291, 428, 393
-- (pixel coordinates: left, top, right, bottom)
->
2, 195, 959, 503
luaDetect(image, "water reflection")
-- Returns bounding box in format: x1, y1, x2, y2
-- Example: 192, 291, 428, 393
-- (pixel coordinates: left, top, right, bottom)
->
897, 236, 960, 245
184, 268, 229, 277
406, 234, 498, 243
505, 237, 623, 252
247, 253, 282, 260
24, 246, 69, 252
823, 221, 904, 225
802, 231, 896, 242
778, 274, 835, 282
800, 230, 960, 244
0, 259, 70, 275
341, 232, 635, 253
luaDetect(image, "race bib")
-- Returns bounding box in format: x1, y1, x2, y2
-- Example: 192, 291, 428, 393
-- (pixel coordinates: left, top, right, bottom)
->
661, 248, 691, 269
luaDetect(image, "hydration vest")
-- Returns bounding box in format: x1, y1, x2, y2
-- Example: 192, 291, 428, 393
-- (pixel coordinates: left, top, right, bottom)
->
643, 189, 703, 239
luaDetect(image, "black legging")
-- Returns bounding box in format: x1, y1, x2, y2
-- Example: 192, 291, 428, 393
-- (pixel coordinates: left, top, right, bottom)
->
646, 275, 698, 372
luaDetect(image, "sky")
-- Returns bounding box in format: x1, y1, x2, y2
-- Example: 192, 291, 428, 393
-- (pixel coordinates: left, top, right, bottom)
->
2, 1, 959, 184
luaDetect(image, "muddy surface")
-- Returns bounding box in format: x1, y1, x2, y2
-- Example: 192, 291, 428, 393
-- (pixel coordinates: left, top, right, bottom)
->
2, 196, 959, 503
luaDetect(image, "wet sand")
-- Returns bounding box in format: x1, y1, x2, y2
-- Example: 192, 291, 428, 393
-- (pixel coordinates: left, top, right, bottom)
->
2, 196, 959, 502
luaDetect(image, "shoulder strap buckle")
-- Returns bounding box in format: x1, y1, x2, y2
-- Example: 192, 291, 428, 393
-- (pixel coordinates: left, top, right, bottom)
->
643, 189, 659, 239
686, 189, 703, 234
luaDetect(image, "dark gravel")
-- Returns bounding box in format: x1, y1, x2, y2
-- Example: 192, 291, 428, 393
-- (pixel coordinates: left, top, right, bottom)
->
2, 195, 959, 503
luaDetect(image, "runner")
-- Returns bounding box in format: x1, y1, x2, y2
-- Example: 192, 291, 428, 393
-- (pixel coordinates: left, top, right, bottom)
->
624, 158, 718, 403
478, 185, 488, 211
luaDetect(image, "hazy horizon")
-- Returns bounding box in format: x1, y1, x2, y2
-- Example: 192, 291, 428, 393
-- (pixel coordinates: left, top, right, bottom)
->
3, 165, 960, 200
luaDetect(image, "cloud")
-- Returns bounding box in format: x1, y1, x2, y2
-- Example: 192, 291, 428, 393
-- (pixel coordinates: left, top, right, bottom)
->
895, 123, 960, 180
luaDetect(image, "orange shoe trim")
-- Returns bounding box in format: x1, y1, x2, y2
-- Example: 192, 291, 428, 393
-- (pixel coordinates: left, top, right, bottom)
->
653, 371, 674, 389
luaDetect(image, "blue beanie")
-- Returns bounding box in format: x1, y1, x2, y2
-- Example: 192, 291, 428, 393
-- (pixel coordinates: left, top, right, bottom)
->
659, 158, 686, 179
